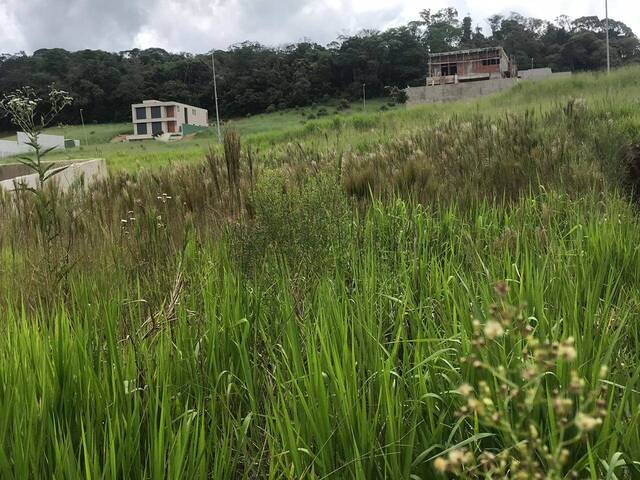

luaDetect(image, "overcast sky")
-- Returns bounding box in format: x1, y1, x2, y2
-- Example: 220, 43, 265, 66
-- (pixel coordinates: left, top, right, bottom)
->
0, 0, 636, 54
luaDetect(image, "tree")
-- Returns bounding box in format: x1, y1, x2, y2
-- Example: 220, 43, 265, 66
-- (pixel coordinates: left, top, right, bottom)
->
0, 9, 638, 126
461, 16, 473, 46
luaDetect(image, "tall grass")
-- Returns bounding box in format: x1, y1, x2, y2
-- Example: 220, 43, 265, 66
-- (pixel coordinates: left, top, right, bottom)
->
0, 68, 640, 478
1, 192, 640, 478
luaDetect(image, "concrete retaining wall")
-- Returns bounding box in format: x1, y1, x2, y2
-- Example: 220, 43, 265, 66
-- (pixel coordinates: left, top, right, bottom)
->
0, 133, 66, 159
0, 159, 107, 193
519, 68, 572, 81
406, 78, 516, 106
406, 70, 573, 106
0, 140, 30, 158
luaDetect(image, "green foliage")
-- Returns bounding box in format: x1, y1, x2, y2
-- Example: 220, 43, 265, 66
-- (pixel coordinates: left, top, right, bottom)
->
1, 66, 640, 478
0, 10, 638, 128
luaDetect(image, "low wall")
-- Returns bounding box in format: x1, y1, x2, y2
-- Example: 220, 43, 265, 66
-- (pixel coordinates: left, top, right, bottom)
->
519, 68, 572, 81
406, 78, 517, 106
0, 140, 30, 158
0, 133, 66, 159
0, 159, 107, 193
16, 132, 65, 150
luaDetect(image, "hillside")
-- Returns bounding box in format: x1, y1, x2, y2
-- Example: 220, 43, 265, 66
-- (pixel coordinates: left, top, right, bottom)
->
13, 66, 640, 173
1, 9, 638, 130
0, 67, 640, 478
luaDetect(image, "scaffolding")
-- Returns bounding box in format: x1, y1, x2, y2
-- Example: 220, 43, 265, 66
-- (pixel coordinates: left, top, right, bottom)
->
426, 47, 516, 86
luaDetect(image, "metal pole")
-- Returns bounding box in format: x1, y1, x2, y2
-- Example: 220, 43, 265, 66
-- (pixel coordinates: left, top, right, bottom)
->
362, 83, 366, 111
211, 52, 222, 143
605, 0, 611, 73
79, 108, 88, 146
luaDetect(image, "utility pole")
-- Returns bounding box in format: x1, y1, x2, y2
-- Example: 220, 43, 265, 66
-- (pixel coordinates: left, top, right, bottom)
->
362, 83, 366, 111
605, 0, 611, 74
531, 58, 534, 70
79, 108, 88, 146
211, 52, 222, 143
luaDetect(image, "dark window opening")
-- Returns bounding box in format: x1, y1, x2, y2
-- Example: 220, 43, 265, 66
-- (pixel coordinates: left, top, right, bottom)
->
441, 63, 458, 76
152, 122, 163, 135
135, 107, 146, 120
184, 107, 189, 124
137, 123, 148, 135
151, 106, 162, 119
482, 58, 500, 66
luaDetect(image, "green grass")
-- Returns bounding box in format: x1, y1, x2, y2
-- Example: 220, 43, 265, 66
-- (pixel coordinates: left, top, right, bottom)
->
6, 69, 639, 173
2, 98, 399, 170
44, 122, 132, 145
1, 66, 640, 478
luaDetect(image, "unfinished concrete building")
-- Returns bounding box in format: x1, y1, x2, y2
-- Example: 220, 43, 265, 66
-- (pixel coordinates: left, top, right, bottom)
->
427, 47, 517, 86
406, 46, 570, 106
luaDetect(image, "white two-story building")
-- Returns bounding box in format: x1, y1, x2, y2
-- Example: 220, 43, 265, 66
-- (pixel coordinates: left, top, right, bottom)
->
128, 100, 208, 140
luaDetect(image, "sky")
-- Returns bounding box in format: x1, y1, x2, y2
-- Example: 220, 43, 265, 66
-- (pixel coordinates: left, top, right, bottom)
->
0, 0, 636, 54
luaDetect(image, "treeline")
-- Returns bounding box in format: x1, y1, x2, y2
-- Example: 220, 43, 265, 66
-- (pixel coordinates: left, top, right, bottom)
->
0, 9, 638, 127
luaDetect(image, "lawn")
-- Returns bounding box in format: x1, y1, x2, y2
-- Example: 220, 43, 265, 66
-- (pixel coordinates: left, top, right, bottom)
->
0, 98, 400, 170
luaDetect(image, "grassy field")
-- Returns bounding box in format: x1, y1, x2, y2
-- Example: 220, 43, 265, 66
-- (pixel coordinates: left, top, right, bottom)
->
0, 98, 399, 171
0, 67, 640, 478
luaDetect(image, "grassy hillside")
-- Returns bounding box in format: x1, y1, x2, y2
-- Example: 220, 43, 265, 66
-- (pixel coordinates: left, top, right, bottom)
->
5, 69, 638, 173
0, 67, 640, 478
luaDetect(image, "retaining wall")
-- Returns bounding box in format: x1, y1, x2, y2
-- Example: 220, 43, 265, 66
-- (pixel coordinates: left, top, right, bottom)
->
0, 159, 107, 193
406, 71, 573, 106
406, 78, 517, 106
0, 133, 66, 159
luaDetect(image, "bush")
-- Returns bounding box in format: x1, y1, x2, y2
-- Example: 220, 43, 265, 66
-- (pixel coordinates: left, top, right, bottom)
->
384, 86, 408, 105
266, 104, 277, 113
337, 99, 351, 111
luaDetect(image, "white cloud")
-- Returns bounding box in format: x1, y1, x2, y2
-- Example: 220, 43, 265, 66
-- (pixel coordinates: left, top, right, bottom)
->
0, 0, 637, 54
0, 3, 26, 52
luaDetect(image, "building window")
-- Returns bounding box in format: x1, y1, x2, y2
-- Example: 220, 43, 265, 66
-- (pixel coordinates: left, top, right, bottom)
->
135, 107, 146, 120
482, 59, 500, 66
441, 63, 458, 76
192, 108, 196, 115
151, 122, 163, 135
151, 106, 162, 119
165, 105, 175, 118
137, 123, 148, 135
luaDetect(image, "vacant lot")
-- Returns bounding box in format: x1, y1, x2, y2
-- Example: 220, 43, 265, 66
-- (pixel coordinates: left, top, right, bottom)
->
0, 98, 399, 171
0, 68, 639, 478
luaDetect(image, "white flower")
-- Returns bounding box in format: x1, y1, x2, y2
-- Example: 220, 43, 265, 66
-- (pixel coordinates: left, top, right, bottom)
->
484, 320, 504, 340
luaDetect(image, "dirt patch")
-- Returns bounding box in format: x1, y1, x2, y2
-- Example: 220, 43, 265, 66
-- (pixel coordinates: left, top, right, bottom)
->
110, 135, 129, 143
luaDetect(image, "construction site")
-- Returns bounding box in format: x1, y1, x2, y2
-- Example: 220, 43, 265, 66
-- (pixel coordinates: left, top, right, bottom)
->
407, 46, 570, 106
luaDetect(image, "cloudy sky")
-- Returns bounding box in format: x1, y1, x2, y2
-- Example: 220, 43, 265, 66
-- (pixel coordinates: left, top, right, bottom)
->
0, 0, 635, 54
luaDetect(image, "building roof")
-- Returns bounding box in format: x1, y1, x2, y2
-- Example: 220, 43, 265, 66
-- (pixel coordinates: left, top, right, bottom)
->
429, 46, 505, 59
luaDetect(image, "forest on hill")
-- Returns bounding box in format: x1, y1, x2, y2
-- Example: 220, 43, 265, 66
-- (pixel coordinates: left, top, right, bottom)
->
1, 8, 639, 128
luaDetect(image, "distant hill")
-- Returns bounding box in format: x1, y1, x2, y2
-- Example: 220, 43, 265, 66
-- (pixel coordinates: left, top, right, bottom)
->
1, 9, 638, 130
